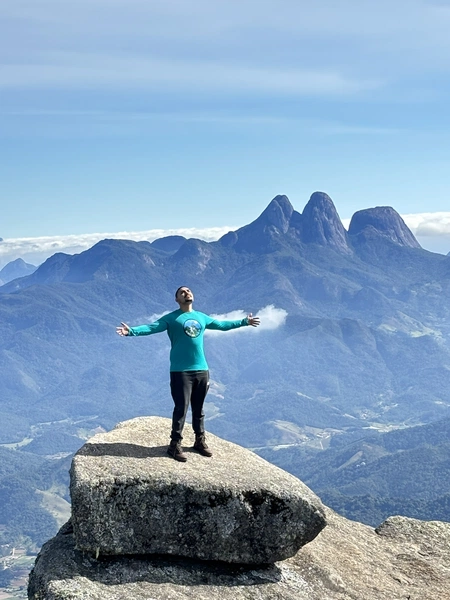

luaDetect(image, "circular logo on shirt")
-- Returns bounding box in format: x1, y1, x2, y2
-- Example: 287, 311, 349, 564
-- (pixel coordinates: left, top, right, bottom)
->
183, 319, 202, 338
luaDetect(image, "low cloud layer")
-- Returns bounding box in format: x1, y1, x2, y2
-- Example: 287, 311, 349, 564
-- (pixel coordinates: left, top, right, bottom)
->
0, 226, 235, 268
1, 211, 450, 269
401, 213, 450, 255
402, 212, 450, 237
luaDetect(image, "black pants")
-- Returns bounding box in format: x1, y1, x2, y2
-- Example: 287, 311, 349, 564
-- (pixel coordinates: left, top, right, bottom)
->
170, 370, 209, 442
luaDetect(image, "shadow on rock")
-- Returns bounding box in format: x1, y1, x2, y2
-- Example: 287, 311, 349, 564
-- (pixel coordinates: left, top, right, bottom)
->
30, 529, 283, 595
76, 442, 168, 458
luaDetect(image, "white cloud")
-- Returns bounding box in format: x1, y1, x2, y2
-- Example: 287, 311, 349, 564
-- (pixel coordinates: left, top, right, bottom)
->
0, 110, 401, 141
402, 212, 450, 236
403, 213, 450, 254
254, 305, 288, 329
1, 1, 448, 42
3, 1, 450, 79
3, 0, 450, 126
2, 211, 450, 271
207, 305, 287, 335
0, 55, 381, 97
2, 0, 450, 135
0, 226, 235, 268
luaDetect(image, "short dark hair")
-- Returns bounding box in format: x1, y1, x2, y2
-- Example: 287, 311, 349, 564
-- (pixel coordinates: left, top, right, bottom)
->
175, 286, 189, 298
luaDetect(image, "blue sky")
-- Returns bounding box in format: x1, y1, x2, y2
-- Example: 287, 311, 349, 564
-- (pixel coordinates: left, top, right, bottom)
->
1, 0, 450, 266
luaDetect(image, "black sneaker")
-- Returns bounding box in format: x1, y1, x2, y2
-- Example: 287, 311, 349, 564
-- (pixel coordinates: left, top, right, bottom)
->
167, 441, 187, 462
193, 434, 213, 457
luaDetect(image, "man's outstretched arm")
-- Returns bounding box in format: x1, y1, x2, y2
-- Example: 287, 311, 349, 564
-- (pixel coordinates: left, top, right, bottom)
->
205, 313, 260, 331
116, 319, 168, 336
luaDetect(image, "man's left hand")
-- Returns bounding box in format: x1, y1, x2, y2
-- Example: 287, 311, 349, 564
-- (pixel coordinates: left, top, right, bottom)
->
247, 313, 260, 327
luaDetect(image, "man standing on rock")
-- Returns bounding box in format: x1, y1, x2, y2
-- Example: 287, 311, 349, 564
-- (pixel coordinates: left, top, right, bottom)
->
116, 286, 260, 462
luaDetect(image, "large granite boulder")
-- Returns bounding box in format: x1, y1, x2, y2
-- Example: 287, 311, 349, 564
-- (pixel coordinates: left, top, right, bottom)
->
70, 417, 326, 564
28, 509, 450, 600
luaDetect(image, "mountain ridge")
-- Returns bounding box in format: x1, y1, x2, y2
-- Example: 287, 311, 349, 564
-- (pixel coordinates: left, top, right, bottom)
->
1, 192, 449, 438
1, 190, 450, 549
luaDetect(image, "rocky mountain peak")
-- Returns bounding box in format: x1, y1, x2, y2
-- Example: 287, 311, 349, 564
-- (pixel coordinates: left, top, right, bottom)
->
300, 191, 351, 253
305, 191, 336, 212
348, 206, 421, 248
258, 194, 294, 233
0, 257, 36, 285
218, 195, 294, 252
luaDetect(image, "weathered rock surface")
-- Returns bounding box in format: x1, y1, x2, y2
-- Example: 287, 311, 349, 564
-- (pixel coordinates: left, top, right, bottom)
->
219, 192, 353, 255
28, 509, 450, 600
70, 417, 326, 563
300, 192, 351, 253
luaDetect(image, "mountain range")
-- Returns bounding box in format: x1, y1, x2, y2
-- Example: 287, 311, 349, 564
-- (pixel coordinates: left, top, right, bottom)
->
3, 191, 449, 431
1, 190, 450, 550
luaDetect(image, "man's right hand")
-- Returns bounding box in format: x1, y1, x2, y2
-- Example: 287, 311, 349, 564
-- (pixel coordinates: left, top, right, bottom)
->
116, 322, 131, 336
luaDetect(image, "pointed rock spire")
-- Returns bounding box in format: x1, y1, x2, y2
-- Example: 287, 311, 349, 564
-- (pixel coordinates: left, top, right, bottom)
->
257, 195, 294, 233
300, 192, 350, 253
348, 207, 421, 248
218, 195, 294, 252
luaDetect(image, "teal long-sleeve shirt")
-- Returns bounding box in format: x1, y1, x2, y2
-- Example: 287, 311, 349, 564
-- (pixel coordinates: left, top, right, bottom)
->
128, 309, 249, 371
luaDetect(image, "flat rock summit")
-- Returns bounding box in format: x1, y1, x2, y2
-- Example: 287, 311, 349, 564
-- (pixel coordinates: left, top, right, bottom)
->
28, 417, 450, 600
69, 417, 326, 563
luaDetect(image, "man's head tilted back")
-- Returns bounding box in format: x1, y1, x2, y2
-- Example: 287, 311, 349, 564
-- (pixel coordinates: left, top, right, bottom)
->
175, 286, 194, 306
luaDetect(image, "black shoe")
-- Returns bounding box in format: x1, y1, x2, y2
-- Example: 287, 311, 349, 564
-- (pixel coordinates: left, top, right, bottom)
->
193, 434, 213, 457
167, 441, 187, 462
